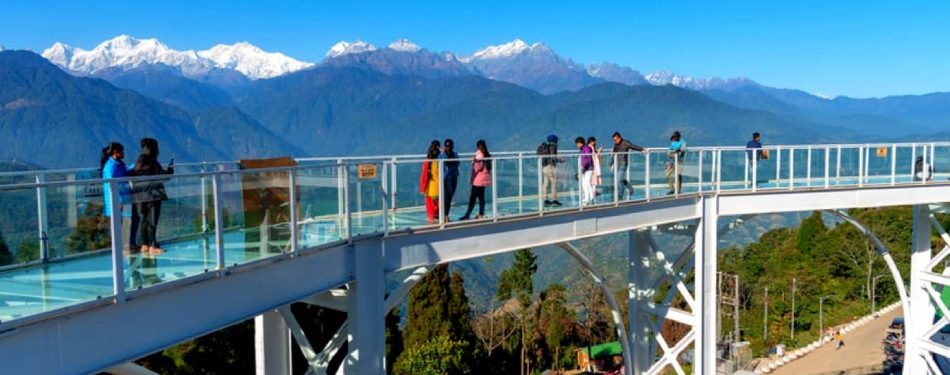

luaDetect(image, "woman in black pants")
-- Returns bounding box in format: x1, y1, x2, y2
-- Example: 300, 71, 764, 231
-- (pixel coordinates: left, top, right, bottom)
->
134, 138, 174, 255
459, 140, 492, 220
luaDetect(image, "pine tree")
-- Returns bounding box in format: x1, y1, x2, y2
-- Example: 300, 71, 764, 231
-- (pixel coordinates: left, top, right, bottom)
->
385, 309, 403, 374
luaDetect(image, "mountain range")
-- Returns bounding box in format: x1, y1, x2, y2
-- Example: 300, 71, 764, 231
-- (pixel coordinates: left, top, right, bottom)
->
1, 34, 950, 168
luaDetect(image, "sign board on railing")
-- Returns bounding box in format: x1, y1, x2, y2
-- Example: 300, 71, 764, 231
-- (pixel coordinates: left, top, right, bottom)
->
358, 164, 378, 179
877, 147, 888, 157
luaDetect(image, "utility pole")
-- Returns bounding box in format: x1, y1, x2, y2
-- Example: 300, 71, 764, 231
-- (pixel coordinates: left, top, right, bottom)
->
763, 286, 769, 344
820, 294, 834, 342
734, 274, 740, 345
791, 278, 796, 340
872, 275, 885, 315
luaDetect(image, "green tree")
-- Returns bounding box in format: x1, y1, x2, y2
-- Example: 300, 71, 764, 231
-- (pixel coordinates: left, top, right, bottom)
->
495, 249, 538, 375
393, 335, 468, 375
66, 204, 110, 255
385, 309, 403, 374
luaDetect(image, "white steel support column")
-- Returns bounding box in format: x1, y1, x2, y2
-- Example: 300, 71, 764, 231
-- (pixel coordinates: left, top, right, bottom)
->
255, 310, 291, 375
908, 204, 936, 374
346, 241, 385, 375
695, 196, 718, 375
628, 230, 652, 374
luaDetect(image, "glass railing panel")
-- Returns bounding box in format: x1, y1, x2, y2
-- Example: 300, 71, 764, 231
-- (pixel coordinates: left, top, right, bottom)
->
492, 156, 527, 216
296, 164, 344, 247
618, 152, 647, 202
344, 162, 385, 236
0, 181, 116, 323
391, 159, 439, 228
834, 147, 862, 187
933, 145, 950, 181
207, 169, 290, 267
715, 149, 748, 192
518, 155, 542, 214
864, 145, 895, 186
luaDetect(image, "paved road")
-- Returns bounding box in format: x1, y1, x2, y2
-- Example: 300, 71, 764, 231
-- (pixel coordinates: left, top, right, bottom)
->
769, 307, 902, 375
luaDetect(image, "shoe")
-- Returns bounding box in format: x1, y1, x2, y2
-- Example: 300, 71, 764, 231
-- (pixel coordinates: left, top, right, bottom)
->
544, 199, 553, 205
458, 216, 469, 221
667, 191, 675, 195
149, 247, 165, 255
475, 214, 484, 219
552, 200, 563, 206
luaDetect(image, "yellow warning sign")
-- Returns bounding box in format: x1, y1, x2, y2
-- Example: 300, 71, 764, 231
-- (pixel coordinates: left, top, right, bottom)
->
358, 164, 378, 179
876, 147, 888, 157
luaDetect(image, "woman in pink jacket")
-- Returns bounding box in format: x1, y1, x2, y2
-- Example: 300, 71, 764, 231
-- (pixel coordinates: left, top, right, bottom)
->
459, 140, 492, 220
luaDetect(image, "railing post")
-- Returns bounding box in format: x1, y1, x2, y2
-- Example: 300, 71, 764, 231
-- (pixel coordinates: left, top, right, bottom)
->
824, 147, 830, 189
911, 144, 917, 180
337, 158, 345, 219
212, 174, 226, 270
674, 153, 680, 196
201, 162, 209, 233
789, 148, 795, 191
836, 145, 842, 185
517, 152, 524, 213
613, 152, 620, 204
806, 146, 812, 187
382, 162, 390, 234
537, 157, 544, 215
491, 158, 498, 221
775, 146, 782, 186
751, 151, 758, 192
858, 146, 865, 187
577, 154, 583, 210
744, 149, 749, 189
108, 180, 125, 302
922, 144, 929, 185
891, 145, 897, 185
698, 150, 704, 193
343, 164, 351, 238
289, 170, 299, 256
645, 152, 652, 200
35, 173, 49, 262
716, 149, 722, 194
389, 157, 398, 213
438, 158, 445, 226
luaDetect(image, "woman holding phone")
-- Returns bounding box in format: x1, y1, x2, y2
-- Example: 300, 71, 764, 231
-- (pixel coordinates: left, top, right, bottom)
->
134, 138, 174, 255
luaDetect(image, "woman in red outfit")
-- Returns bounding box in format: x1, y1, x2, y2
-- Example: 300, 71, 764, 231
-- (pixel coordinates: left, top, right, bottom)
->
419, 140, 442, 224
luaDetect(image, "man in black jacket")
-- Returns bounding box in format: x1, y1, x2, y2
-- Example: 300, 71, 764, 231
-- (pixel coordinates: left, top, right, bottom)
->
608, 131, 647, 198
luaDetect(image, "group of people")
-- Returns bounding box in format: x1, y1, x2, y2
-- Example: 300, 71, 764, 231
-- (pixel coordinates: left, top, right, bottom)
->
100, 138, 174, 255
420, 139, 492, 223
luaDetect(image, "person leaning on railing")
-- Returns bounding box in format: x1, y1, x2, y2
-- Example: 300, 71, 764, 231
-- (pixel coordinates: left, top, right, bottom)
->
666, 131, 687, 194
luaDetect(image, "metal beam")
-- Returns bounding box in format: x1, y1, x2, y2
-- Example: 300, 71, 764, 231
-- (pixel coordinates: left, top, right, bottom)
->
907, 205, 935, 374
695, 196, 719, 375
384, 197, 701, 273
278, 306, 321, 373
255, 310, 290, 375
718, 184, 950, 216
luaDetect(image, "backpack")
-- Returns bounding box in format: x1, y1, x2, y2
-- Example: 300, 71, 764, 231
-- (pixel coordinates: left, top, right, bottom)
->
538, 143, 556, 166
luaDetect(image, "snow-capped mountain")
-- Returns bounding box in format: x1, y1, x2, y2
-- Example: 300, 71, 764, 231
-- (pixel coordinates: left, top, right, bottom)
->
645, 70, 756, 91
198, 42, 313, 79
459, 39, 600, 94
325, 40, 377, 59
42, 35, 214, 77
388, 39, 421, 53
41, 35, 312, 80
587, 62, 648, 86
322, 39, 473, 79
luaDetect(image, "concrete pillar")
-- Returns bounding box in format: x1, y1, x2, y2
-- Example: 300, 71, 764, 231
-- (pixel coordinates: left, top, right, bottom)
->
628, 230, 653, 374
346, 241, 386, 375
696, 197, 719, 375
255, 310, 291, 375
907, 204, 936, 374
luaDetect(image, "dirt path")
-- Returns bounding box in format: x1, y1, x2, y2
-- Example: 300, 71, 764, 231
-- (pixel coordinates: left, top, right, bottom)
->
769, 307, 902, 375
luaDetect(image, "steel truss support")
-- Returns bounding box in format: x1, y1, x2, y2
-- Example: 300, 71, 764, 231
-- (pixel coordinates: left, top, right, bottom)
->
557, 242, 633, 375
628, 214, 754, 375
904, 205, 950, 375
304, 267, 430, 375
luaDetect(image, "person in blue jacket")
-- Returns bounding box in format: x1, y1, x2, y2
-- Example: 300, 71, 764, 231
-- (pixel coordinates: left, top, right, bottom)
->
100, 142, 138, 252
439, 139, 460, 220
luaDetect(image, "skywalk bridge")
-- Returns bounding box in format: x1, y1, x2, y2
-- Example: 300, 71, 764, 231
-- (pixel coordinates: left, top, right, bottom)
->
1, 142, 950, 375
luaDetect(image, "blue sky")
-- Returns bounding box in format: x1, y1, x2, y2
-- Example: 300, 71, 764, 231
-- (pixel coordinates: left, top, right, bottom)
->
2, 0, 946, 98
